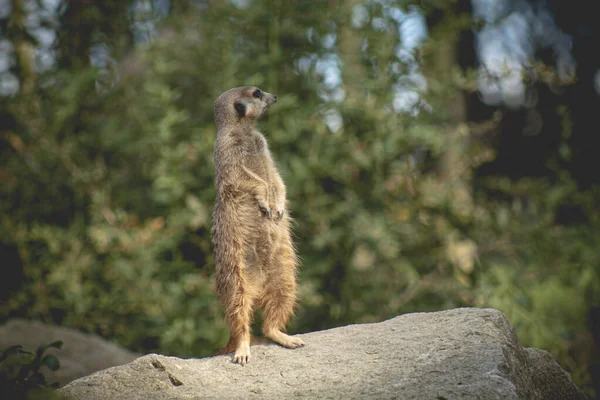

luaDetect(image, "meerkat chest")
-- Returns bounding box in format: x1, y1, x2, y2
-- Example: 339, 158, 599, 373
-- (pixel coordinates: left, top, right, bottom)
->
242, 133, 268, 166
245, 132, 267, 154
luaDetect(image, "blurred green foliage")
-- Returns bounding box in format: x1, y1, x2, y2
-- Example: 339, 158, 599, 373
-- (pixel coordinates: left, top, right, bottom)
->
0, 0, 598, 394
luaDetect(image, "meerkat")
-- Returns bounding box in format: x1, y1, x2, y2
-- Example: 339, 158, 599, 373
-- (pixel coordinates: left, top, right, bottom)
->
211, 86, 304, 365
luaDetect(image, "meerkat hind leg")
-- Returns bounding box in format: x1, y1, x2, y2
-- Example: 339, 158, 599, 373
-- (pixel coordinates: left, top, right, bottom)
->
264, 328, 305, 348
231, 297, 253, 365
260, 271, 305, 349
222, 282, 254, 365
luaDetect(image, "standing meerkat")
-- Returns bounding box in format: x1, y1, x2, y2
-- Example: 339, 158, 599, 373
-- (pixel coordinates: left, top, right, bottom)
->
211, 86, 304, 365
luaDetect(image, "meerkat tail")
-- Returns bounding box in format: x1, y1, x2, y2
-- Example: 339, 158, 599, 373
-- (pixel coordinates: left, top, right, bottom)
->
214, 337, 236, 356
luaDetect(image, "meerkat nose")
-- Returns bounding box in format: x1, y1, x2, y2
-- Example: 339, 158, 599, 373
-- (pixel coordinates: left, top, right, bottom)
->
273, 95, 277, 102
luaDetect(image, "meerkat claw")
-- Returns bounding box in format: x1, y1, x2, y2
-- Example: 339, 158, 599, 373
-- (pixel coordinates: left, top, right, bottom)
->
233, 344, 251, 366
233, 354, 249, 366
277, 211, 283, 220
259, 206, 272, 217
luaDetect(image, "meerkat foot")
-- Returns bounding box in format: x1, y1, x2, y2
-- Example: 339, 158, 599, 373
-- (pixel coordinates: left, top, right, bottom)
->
232, 342, 251, 366
265, 330, 305, 349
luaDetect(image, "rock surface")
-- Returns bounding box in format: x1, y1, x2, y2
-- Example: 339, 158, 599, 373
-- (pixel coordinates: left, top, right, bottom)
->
0, 319, 139, 385
57, 308, 586, 400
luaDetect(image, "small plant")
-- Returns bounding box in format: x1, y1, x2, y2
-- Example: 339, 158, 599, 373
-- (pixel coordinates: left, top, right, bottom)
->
0, 341, 63, 400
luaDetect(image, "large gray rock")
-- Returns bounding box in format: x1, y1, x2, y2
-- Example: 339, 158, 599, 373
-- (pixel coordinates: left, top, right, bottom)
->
0, 319, 139, 385
57, 308, 585, 400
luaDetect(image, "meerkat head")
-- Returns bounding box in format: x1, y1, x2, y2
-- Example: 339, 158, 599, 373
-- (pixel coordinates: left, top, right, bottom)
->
214, 86, 277, 129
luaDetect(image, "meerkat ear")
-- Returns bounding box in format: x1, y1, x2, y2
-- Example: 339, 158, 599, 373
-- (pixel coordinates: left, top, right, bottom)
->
234, 101, 246, 118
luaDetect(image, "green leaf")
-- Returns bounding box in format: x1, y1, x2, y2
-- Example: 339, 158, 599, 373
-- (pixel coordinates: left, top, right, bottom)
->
0, 345, 27, 362
41, 355, 60, 371
35, 341, 63, 360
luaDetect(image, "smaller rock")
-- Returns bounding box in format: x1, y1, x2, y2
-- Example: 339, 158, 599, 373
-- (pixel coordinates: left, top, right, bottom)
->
0, 319, 139, 385
525, 347, 587, 400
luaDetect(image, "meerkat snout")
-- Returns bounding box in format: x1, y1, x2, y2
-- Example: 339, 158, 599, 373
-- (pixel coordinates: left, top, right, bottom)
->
222, 87, 277, 121
260, 90, 277, 106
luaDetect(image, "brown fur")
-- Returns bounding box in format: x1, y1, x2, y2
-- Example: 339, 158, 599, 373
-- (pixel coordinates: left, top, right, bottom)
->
211, 86, 304, 365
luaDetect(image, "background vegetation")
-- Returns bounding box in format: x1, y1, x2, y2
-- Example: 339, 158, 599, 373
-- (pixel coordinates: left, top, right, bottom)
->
1, 0, 598, 396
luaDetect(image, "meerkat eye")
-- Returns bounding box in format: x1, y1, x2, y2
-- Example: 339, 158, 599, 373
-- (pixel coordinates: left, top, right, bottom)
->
252, 89, 263, 99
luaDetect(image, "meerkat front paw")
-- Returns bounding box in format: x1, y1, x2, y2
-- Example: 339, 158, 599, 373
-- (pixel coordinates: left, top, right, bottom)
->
274, 198, 285, 220
275, 208, 284, 220
267, 205, 283, 220
259, 205, 273, 218
263, 201, 282, 220
269, 202, 284, 220
257, 198, 273, 218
